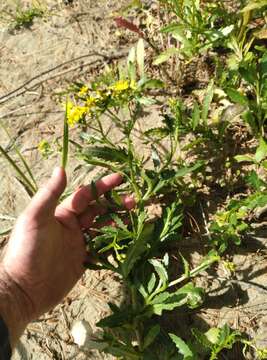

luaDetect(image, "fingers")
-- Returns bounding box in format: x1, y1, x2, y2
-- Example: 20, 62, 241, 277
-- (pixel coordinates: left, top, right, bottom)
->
121, 194, 135, 210
60, 173, 123, 215
78, 195, 135, 229
26, 167, 66, 218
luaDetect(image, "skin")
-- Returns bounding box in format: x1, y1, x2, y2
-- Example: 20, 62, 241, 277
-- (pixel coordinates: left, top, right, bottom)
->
0, 167, 134, 347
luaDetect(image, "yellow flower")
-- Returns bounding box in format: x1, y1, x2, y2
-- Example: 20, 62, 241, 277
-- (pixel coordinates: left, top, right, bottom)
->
86, 96, 97, 108
168, 98, 176, 107
130, 79, 137, 90
109, 80, 130, 92
66, 101, 88, 127
38, 140, 51, 158
78, 86, 89, 97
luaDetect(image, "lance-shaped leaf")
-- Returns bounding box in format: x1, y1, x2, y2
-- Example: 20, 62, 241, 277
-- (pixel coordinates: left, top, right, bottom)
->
121, 222, 154, 278
169, 334, 195, 359
149, 282, 204, 315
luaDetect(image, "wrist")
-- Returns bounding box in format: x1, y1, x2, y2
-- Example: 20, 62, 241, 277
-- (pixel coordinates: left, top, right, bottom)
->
0, 265, 33, 347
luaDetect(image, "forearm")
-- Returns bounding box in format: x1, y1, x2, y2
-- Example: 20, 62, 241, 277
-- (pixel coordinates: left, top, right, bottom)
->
0, 266, 31, 347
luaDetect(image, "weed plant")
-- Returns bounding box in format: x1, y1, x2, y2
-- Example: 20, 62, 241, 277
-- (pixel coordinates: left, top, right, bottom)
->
1, 0, 267, 358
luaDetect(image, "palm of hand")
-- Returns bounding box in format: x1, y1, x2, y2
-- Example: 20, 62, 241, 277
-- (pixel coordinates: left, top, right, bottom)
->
2, 168, 126, 322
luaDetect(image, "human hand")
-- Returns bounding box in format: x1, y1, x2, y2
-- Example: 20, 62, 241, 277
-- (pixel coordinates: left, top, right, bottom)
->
0, 167, 134, 346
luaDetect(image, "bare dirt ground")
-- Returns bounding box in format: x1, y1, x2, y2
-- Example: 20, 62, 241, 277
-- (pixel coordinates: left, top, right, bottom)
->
1, 1, 267, 359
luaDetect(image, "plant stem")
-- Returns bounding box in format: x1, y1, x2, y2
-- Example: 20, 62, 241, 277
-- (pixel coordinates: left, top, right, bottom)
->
0, 120, 38, 190
0, 144, 36, 196
168, 255, 220, 289
131, 286, 142, 351
95, 117, 116, 148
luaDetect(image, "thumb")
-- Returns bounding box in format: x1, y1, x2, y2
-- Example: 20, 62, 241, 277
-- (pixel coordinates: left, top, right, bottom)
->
26, 167, 67, 218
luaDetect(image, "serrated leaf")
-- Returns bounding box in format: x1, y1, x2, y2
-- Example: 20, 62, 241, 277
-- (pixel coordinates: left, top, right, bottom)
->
149, 259, 168, 286
205, 328, 220, 345
180, 253, 190, 278
151, 292, 188, 315
83, 146, 128, 164
169, 334, 194, 359
144, 127, 170, 139
111, 213, 130, 232
192, 328, 213, 350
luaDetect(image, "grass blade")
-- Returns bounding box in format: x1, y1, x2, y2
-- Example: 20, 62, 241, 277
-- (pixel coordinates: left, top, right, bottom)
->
0, 120, 37, 191
62, 102, 69, 169
0, 144, 36, 196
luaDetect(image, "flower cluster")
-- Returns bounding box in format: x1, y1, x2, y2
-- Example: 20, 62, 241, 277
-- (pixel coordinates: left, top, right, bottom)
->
65, 79, 138, 127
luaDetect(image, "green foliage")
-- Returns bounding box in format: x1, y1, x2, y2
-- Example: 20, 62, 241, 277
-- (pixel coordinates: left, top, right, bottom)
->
51, 0, 267, 358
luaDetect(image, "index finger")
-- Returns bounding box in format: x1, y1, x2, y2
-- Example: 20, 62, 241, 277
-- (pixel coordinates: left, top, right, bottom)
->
59, 173, 123, 215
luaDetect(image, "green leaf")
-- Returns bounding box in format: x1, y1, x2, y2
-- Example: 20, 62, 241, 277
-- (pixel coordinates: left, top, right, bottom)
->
136, 38, 145, 78
97, 305, 135, 328
202, 79, 214, 124
161, 23, 180, 34
174, 161, 204, 178
151, 292, 188, 315
192, 101, 200, 130
245, 170, 266, 190
147, 273, 157, 294
234, 155, 254, 163
153, 48, 180, 65
141, 79, 165, 89
83, 146, 128, 164
111, 213, 130, 232
226, 88, 248, 105
255, 138, 267, 163
121, 222, 153, 278
149, 259, 168, 286
205, 328, 220, 345
143, 325, 160, 349
180, 253, 190, 278
169, 334, 194, 359
239, 66, 258, 85
192, 328, 213, 350
150, 283, 204, 315
144, 127, 170, 140
176, 283, 205, 309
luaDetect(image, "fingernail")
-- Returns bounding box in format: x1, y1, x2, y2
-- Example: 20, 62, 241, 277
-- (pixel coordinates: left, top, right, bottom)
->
52, 167, 62, 178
